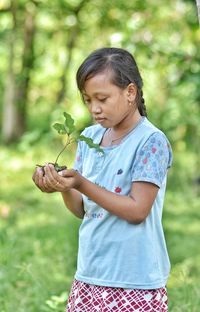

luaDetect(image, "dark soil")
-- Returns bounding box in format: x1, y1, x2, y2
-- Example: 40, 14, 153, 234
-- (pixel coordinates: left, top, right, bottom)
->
36, 163, 67, 175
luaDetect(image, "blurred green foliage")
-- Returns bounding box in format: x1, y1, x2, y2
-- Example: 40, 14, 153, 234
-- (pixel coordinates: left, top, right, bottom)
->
0, 0, 200, 311
0, 0, 199, 185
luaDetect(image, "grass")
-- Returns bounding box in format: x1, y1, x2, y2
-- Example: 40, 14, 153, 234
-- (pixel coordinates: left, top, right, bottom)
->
0, 142, 80, 312
164, 193, 200, 311
0, 143, 200, 311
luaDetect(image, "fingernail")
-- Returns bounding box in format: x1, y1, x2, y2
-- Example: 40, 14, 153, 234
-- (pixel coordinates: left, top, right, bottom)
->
58, 171, 63, 176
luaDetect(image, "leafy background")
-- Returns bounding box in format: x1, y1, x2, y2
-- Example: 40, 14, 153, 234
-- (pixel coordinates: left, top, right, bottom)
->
0, 0, 200, 311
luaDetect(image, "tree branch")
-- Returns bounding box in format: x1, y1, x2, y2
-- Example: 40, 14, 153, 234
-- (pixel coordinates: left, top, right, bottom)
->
56, 0, 89, 104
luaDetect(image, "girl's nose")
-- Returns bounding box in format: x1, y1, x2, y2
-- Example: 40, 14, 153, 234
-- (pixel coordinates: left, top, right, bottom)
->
91, 102, 102, 114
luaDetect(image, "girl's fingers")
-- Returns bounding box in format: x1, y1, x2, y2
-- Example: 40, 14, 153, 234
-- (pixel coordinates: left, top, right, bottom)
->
42, 176, 56, 192
58, 169, 82, 189
33, 166, 57, 193
44, 164, 63, 187
58, 168, 77, 178
32, 168, 37, 183
33, 167, 50, 192
44, 164, 57, 185
33, 167, 43, 186
38, 168, 45, 188
34, 164, 73, 192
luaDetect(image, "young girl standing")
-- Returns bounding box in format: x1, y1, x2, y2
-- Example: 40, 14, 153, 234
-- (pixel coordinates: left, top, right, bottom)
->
33, 47, 173, 311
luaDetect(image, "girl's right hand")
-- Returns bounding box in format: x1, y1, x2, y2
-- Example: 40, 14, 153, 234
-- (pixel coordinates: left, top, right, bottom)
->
32, 167, 56, 193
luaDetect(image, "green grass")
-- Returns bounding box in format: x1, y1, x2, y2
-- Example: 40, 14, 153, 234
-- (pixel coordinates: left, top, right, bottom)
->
0, 144, 200, 311
164, 193, 200, 311
0, 143, 80, 311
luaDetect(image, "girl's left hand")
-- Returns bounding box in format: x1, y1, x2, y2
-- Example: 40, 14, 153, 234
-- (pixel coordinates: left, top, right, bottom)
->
44, 164, 83, 192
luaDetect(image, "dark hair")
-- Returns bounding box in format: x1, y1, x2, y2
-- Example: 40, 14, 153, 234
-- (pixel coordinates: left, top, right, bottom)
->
76, 47, 147, 117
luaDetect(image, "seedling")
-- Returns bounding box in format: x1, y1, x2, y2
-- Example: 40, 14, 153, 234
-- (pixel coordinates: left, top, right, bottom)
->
36, 112, 104, 174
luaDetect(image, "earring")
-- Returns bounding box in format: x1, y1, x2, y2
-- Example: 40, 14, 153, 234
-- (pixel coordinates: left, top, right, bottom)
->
128, 100, 132, 106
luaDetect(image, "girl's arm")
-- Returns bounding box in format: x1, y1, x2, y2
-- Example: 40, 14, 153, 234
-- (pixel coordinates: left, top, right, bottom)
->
61, 189, 84, 219
75, 174, 159, 224
44, 164, 159, 224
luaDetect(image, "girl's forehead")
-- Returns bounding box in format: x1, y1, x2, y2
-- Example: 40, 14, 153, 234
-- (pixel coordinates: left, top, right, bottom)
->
83, 71, 115, 92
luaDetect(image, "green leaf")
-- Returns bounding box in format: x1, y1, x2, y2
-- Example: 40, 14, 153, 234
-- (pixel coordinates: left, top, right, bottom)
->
53, 123, 67, 135
63, 112, 75, 135
79, 135, 104, 154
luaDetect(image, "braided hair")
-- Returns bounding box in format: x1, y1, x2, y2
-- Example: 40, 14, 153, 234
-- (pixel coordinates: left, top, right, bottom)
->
76, 47, 147, 117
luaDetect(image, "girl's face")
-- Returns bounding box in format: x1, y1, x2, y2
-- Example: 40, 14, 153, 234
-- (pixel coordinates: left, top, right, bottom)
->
82, 71, 137, 129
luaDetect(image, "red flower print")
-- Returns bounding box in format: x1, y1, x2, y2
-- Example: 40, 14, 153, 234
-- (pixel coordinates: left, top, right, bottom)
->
115, 187, 122, 193
152, 147, 157, 153
143, 157, 148, 164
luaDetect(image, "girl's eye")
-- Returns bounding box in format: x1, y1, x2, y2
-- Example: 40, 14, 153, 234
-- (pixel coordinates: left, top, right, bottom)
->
98, 97, 107, 102
84, 99, 91, 105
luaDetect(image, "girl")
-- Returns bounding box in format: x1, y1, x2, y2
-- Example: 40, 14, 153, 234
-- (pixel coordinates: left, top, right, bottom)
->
33, 47, 173, 311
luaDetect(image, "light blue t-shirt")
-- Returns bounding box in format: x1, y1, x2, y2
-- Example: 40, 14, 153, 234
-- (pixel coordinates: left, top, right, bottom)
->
73, 117, 173, 289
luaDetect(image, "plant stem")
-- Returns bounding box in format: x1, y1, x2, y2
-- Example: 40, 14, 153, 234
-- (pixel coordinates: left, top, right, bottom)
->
54, 135, 71, 165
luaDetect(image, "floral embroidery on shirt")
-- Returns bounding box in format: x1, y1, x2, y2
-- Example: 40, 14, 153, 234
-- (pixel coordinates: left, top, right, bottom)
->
143, 157, 148, 164
132, 132, 172, 187
117, 169, 123, 175
115, 187, 122, 193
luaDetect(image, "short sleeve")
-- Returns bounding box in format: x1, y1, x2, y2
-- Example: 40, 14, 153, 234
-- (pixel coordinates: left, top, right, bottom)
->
73, 141, 83, 174
131, 132, 173, 187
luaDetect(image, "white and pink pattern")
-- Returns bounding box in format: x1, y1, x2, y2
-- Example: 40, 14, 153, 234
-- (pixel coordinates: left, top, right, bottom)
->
66, 280, 168, 312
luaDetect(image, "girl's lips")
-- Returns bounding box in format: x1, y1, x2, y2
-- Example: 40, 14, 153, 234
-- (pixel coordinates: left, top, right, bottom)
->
95, 117, 106, 122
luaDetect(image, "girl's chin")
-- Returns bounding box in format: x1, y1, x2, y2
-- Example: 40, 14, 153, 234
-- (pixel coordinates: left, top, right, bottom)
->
95, 119, 109, 126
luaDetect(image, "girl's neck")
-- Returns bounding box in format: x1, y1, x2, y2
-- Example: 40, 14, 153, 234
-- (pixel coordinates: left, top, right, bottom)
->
111, 110, 142, 135
101, 110, 143, 147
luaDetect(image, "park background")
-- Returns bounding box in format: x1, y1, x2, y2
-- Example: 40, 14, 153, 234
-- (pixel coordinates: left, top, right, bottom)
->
0, 0, 199, 311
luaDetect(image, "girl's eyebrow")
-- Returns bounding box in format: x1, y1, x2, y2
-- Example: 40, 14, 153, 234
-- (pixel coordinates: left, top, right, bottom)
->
82, 92, 109, 97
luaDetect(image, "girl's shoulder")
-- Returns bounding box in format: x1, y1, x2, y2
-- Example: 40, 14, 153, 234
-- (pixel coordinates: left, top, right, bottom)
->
136, 118, 173, 168
140, 118, 170, 144
142, 118, 161, 133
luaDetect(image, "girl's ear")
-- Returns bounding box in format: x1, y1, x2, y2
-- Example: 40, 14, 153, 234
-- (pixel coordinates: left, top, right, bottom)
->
127, 83, 137, 102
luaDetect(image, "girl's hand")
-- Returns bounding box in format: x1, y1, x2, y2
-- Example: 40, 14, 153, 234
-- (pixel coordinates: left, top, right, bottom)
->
32, 167, 57, 193
43, 164, 83, 192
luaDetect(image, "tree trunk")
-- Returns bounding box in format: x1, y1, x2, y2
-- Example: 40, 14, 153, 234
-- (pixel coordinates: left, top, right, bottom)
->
2, 0, 18, 143
1, 1, 36, 143
56, 0, 88, 104
2, 66, 18, 143
15, 3, 36, 136
196, 0, 200, 24
56, 25, 79, 104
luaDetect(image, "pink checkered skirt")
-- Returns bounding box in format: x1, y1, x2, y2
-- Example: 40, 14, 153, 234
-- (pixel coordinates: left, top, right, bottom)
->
66, 280, 168, 312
